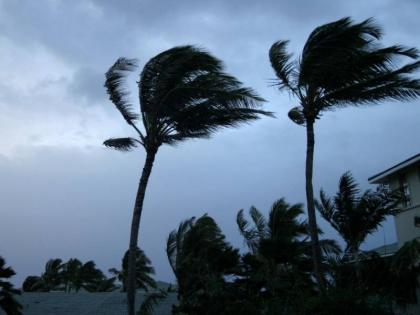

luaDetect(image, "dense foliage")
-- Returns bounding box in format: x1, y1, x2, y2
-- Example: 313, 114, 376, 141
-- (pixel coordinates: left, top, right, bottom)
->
166, 195, 420, 315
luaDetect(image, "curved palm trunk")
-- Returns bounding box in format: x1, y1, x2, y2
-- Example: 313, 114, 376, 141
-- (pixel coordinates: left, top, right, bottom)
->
305, 121, 325, 291
127, 148, 157, 315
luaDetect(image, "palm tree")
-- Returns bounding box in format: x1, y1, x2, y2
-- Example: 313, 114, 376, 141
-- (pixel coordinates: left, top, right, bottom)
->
315, 171, 401, 260
62, 258, 82, 292
269, 17, 420, 288
167, 215, 239, 314
237, 199, 340, 297
104, 45, 270, 314
109, 247, 156, 292
26, 258, 64, 292
0, 257, 22, 315
62, 259, 105, 292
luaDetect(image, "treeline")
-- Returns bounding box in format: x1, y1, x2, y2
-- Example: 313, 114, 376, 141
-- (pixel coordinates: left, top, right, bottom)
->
22, 248, 156, 293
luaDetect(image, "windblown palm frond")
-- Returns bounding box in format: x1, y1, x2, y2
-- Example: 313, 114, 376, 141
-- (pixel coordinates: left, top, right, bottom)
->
269, 40, 297, 93
237, 209, 259, 254
105, 58, 139, 124
137, 290, 168, 315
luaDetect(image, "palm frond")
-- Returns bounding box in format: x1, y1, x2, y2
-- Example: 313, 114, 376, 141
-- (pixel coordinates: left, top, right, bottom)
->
137, 290, 168, 315
299, 17, 382, 88
250, 206, 267, 239
237, 209, 259, 253
319, 239, 342, 256
269, 40, 298, 93
105, 58, 139, 123
166, 217, 195, 275
103, 137, 139, 151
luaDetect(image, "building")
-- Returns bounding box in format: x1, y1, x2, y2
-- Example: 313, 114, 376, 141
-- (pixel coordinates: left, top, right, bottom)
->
368, 153, 420, 249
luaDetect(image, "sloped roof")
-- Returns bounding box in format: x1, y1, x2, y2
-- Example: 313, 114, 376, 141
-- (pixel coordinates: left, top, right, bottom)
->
368, 153, 420, 184
0, 292, 176, 315
368, 242, 399, 257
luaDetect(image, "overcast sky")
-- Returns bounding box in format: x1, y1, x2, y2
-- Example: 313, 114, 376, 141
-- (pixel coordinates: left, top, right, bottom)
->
1, 0, 420, 286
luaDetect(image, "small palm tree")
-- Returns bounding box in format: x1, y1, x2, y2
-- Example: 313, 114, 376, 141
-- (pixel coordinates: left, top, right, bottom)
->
104, 45, 270, 314
237, 199, 340, 293
269, 17, 420, 288
109, 247, 156, 292
0, 257, 22, 315
62, 258, 82, 292
315, 172, 401, 264
167, 215, 239, 314
26, 258, 64, 292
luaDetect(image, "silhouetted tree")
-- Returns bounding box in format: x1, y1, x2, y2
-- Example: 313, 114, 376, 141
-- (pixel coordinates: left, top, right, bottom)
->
24, 258, 64, 292
269, 17, 420, 288
109, 248, 156, 292
236, 199, 340, 312
316, 172, 401, 261
167, 215, 240, 314
0, 257, 22, 315
104, 45, 270, 315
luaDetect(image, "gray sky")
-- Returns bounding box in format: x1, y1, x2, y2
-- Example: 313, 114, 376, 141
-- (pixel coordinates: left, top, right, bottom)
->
1, 0, 420, 286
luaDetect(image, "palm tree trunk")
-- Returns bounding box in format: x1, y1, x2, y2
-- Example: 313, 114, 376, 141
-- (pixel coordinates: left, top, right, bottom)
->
127, 148, 157, 315
305, 121, 325, 291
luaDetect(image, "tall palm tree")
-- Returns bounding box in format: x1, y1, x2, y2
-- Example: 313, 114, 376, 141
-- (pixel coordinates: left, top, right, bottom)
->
269, 17, 420, 288
104, 45, 270, 314
0, 257, 22, 315
109, 247, 156, 292
315, 172, 401, 270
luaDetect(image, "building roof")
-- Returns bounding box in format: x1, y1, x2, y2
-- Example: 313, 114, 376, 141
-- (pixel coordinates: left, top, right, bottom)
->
368, 242, 399, 257
0, 292, 176, 315
368, 153, 420, 184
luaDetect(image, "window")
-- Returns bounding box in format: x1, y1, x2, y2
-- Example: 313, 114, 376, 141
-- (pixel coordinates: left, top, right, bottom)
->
399, 175, 412, 207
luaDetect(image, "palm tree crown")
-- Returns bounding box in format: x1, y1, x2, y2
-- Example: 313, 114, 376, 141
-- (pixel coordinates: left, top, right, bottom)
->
315, 171, 401, 256
104, 45, 270, 153
269, 17, 420, 124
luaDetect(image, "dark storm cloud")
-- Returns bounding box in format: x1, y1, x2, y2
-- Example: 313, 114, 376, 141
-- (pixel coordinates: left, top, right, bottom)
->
1, 0, 420, 286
